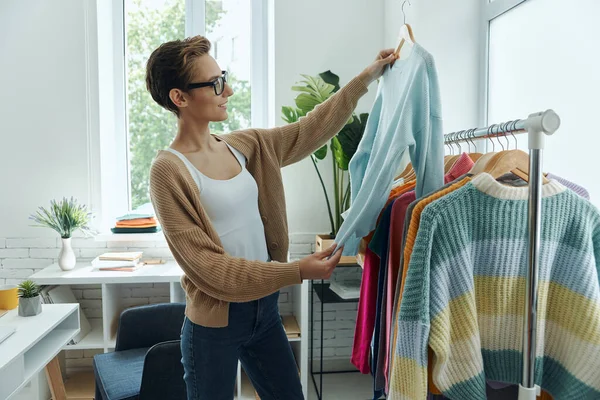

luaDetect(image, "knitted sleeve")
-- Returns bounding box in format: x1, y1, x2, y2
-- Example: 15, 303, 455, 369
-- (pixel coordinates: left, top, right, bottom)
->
149, 158, 301, 303
267, 76, 368, 167
388, 206, 436, 399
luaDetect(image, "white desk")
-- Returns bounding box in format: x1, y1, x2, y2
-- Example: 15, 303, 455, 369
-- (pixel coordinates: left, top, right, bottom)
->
30, 262, 186, 353
31, 261, 184, 285
0, 304, 80, 400
30, 260, 310, 399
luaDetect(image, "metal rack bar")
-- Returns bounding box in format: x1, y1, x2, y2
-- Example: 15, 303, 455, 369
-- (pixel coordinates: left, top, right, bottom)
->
444, 110, 560, 400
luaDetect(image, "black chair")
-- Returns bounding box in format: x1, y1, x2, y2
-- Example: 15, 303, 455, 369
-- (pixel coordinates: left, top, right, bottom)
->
93, 303, 187, 400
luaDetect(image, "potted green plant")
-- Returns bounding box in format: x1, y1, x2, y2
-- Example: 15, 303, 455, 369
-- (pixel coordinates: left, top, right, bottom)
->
29, 197, 94, 271
18, 280, 42, 317
282, 71, 368, 260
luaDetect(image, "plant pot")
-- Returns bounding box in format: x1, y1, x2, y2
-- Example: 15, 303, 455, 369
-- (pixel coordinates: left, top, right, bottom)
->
58, 237, 76, 271
315, 234, 358, 265
18, 295, 42, 317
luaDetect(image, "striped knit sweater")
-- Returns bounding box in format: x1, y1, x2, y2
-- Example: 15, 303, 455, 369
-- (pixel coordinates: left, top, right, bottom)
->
389, 173, 600, 400
149, 76, 369, 327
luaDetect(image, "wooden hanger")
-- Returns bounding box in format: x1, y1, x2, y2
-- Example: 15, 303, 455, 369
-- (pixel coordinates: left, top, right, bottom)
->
481, 149, 549, 184
394, 0, 415, 59
468, 153, 483, 162
444, 155, 461, 173
394, 163, 413, 181
394, 24, 415, 58
470, 152, 497, 174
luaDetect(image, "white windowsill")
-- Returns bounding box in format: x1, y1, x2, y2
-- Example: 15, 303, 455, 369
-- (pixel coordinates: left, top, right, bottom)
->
94, 231, 165, 242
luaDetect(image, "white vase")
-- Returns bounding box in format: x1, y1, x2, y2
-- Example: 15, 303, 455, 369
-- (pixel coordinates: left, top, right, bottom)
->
58, 237, 76, 271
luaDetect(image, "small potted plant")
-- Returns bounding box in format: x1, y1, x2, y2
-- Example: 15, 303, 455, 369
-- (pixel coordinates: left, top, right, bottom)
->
29, 197, 95, 271
18, 280, 42, 317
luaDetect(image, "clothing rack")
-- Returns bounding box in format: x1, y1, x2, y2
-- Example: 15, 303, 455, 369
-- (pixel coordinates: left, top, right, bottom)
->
443, 110, 561, 400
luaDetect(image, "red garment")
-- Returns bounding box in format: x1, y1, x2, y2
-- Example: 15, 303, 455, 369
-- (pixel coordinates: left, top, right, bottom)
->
384, 194, 413, 386
351, 248, 380, 374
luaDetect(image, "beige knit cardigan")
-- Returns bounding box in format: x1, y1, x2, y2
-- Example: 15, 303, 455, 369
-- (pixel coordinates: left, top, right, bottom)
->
149, 76, 368, 327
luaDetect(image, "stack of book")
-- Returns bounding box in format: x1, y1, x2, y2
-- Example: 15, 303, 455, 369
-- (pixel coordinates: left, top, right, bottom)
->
111, 212, 160, 234
92, 252, 143, 272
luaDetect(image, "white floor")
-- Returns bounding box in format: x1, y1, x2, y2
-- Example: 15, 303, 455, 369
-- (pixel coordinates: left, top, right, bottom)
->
238, 372, 375, 400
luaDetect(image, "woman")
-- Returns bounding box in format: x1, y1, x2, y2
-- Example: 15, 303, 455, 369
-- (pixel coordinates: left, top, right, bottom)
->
147, 35, 396, 400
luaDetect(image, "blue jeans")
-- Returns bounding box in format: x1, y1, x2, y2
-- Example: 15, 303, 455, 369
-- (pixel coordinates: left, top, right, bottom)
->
180, 291, 304, 400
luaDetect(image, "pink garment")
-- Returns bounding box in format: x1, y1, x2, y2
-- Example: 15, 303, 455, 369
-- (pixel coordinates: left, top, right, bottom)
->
383, 152, 474, 389
351, 248, 380, 374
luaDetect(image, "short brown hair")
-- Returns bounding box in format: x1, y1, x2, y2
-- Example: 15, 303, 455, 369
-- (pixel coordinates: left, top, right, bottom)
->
145, 36, 212, 116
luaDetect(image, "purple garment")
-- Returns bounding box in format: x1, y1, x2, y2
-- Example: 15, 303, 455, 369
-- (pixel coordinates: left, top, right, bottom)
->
547, 172, 590, 200
487, 381, 512, 390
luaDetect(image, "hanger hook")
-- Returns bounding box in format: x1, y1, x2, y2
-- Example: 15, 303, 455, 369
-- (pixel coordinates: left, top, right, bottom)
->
402, 0, 411, 25
500, 122, 510, 150
487, 124, 495, 152
464, 130, 471, 153
468, 128, 477, 152
452, 131, 459, 154
457, 130, 464, 154
510, 120, 519, 149
496, 124, 505, 151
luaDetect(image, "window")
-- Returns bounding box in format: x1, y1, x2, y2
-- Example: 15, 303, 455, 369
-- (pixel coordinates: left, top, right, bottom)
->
484, 0, 600, 204
121, 0, 263, 211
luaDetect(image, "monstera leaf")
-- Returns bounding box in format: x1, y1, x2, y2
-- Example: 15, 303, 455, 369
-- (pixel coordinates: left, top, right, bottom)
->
314, 144, 328, 160
337, 113, 369, 160
331, 136, 350, 170
292, 75, 335, 114
319, 70, 341, 92
281, 106, 299, 124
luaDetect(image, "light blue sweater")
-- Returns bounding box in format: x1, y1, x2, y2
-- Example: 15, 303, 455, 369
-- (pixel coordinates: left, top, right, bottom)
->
335, 43, 444, 255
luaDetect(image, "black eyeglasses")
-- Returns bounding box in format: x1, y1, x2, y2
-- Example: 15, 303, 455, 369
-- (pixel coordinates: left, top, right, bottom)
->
187, 71, 228, 95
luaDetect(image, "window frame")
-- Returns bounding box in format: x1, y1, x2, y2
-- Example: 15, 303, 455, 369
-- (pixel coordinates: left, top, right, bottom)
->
95, 0, 270, 232
480, 0, 529, 130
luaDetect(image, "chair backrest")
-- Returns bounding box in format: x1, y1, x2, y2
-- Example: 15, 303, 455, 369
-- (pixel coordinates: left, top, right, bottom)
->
115, 303, 185, 352
139, 340, 187, 400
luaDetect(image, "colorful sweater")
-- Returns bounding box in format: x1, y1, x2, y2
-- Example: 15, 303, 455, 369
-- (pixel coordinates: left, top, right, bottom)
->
389, 173, 600, 400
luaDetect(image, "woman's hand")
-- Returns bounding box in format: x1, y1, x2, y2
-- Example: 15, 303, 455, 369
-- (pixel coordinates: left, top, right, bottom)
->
299, 244, 344, 280
358, 49, 398, 86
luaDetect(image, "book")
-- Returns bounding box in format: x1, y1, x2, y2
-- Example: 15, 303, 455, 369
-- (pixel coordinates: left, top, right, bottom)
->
92, 257, 139, 268
98, 252, 143, 262
329, 279, 361, 300
97, 264, 143, 272
281, 315, 301, 338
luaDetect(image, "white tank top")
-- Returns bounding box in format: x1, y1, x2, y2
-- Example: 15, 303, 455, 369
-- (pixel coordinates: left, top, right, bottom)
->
165, 144, 270, 262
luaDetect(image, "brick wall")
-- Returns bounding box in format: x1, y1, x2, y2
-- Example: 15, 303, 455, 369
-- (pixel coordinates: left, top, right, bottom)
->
0, 233, 362, 371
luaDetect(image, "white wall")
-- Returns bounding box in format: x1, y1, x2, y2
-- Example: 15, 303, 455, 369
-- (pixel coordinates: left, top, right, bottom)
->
383, 0, 483, 133
488, 0, 600, 205
0, 0, 95, 238
274, 0, 384, 234
0, 0, 385, 239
